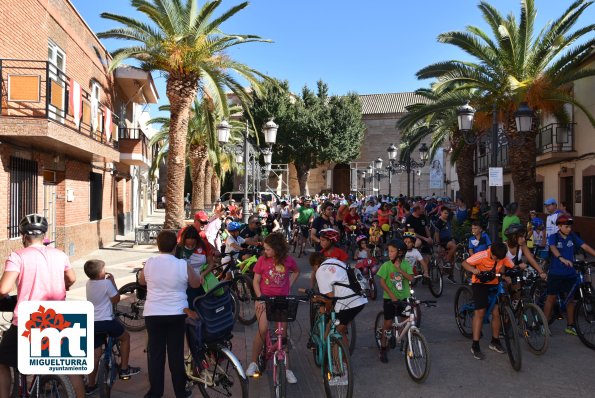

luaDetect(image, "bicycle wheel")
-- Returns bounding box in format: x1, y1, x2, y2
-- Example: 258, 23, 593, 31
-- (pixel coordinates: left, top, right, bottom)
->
323, 337, 353, 398
115, 282, 146, 331
574, 298, 595, 350
429, 262, 443, 298
97, 355, 113, 398
346, 320, 356, 355
37, 375, 77, 397
520, 303, 549, 355
530, 279, 548, 309
413, 302, 422, 329
404, 328, 431, 383
197, 346, 249, 398
310, 314, 323, 368
233, 274, 256, 325
275, 358, 287, 398
454, 286, 474, 338
374, 311, 384, 349
501, 305, 522, 371
368, 279, 377, 300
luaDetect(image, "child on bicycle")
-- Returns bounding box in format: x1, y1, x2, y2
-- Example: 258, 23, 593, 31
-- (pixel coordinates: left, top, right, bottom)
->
246, 233, 300, 383
369, 219, 384, 248
354, 235, 370, 260
544, 214, 595, 335
468, 221, 491, 255
319, 228, 349, 262
376, 239, 414, 363
403, 232, 429, 278
84, 260, 140, 394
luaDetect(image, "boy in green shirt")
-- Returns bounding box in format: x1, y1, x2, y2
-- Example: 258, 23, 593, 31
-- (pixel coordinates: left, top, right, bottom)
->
376, 239, 414, 363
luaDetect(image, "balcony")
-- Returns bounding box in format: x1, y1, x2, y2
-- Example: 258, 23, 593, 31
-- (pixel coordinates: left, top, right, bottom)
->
474, 142, 509, 175
119, 128, 151, 167
0, 59, 120, 162
536, 123, 576, 166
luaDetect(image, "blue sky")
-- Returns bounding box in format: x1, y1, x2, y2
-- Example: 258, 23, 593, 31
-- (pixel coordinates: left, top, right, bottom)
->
72, 0, 594, 112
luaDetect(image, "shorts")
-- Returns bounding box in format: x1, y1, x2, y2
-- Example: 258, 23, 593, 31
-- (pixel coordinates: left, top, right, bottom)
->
335, 304, 365, 325
472, 284, 499, 310
0, 324, 18, 367
546, 275, 577, 296
94, 319, 125, 349
383, 299, 408, 321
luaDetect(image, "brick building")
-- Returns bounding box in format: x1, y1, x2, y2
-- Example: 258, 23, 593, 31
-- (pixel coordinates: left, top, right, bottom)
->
0, 0, 158, 263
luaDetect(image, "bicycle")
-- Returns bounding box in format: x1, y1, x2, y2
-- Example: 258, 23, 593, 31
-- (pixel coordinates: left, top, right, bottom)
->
185, 281, 248, 397
0, 295, 76, 397
308, 292, 357, 355
290, 224, 309, 258
302, 288, 353, 398
373, 296, 435, 383
454, 238, 471, 284
354, 258, 379, 301
254, 295, 308, 398
425, 246, 444, 298
454, 272, 523, 371
115, 267, 146, 331
531, 260, 595, 350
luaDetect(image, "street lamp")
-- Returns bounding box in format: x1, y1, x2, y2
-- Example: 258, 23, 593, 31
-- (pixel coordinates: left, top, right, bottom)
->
457, 101, 534, 242
359, 170, 367, 195
385, 144, 403, 199
388, 143, 428, 198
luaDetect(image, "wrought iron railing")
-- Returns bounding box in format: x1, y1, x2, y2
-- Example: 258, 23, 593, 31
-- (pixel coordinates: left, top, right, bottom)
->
119, 127, 150, 161
536, 123, 575, 155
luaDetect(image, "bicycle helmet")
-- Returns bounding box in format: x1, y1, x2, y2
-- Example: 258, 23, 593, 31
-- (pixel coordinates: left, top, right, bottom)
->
531, 217, 544, 228
19, 214, 48, 236
387, 239, 407, 252
556, 214, 573, 226
319, 228, 340, 243
356, 235, 367, 244
227, 221, 243, 232
403, 231, 416, 240
504, 223, 526, 240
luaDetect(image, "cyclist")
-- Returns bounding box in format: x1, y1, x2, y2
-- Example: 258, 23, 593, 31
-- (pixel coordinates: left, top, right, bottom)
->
0, 214, 84, 398
228, 199, 241, 219
501, 202, 521, 242
405, 205, 433, 250
239, 215, 263, 246
462, 242, 515, 360
544, 198, 563, 240
433, 207, 456, 283
377, 202, 392, 231
84, 260, 140, 394
246, 233, 300, 383
544, 214, 595, 335
319, 229, 349, 263
295, 198, 315, 243
368, 219, 384, 249
403, 232, 429, 278
223, 221, 248, 261
376, 239, 414, 363
311, 202, 338, 251
343, 203, 362, 234
468, 221, 491, 255
354, 235, 371, 261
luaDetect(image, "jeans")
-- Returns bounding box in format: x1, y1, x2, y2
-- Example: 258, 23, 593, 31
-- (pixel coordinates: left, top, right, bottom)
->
145, 314, 187, 398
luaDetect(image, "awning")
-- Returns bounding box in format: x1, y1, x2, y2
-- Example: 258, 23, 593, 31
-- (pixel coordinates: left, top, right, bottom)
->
114, 65, 159, 104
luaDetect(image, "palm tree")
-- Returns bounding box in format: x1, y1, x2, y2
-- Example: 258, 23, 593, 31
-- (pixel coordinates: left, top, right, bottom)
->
414, 0, 595, 214
98, 0, 270, 228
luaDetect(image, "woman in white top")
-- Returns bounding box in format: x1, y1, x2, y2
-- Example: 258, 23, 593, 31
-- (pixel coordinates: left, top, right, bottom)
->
139, 230, 203, 398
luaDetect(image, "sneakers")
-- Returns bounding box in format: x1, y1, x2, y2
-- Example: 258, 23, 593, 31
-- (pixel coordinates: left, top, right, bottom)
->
565, 325, 578, 336
85, 385, 98, 396
119, 365, 141, 380
379, 348, 388, 363
471, 346, 485, 360
285, 369, 297, 384
489, 340, 506, 354
246, 362, 259, 377
328, 374, 349, 386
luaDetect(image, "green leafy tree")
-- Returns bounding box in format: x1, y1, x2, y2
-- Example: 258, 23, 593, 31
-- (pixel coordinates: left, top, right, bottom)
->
414, 0, 595, 215
99, 0, 270, 228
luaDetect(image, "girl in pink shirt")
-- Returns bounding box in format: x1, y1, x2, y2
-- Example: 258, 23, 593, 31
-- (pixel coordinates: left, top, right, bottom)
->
246, 233, 300, 382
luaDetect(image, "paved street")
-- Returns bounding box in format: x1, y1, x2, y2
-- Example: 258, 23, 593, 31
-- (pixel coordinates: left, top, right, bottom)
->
42, 213, 594, 398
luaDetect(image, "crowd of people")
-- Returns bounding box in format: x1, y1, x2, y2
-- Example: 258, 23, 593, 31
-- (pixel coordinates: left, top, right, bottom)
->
0, 190, 593, 397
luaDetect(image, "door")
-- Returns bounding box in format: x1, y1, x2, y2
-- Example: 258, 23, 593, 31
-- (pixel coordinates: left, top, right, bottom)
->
43, 182, 57, 245
503, 184, 511, 207
47, 41, 66, 122
561, 176, 574, 213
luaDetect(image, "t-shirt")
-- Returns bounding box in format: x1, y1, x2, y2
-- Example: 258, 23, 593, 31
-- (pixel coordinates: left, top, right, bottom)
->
548, 231, 584, 277
224, 235, 245, 257
343, 212, 360, 229
311, 216, 336, 250
404, 248, 423, 269
501, 215, 521, 241
455, 207, 468, 223
465, 249, 514, 285
253, 255, 298, 296
434, 218, 453, 242
297, 206, 315, 225
468, 232, 491, 253
316, 259, 368, 312
143, 254, 188, 316
240, 226, 260, 240
4, 245, 72, 326
405, 214, 429, 238
546, 210, 563, 239
377, 259, 414, 300
377, 210, 391, 226
86, 279, 118, 321
321, 246, 349, 263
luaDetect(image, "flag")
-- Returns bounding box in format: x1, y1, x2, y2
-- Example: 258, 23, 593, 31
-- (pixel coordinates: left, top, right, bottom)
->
104, 108, 112, 141
69, 79, 82, 128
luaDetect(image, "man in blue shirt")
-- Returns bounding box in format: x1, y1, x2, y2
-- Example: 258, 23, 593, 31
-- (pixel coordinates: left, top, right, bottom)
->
544, 214, 595, 335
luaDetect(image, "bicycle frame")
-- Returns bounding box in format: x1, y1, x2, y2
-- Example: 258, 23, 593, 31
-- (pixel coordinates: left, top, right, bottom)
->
311, 310, 346, 378
260, 320, 287, 382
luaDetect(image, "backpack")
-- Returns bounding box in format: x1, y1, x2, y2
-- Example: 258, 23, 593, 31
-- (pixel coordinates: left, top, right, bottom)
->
323, 259, 369, 297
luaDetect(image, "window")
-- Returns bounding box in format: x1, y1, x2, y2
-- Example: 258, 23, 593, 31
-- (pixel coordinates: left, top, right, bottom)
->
90, 172, 103, 221
9, 157, 38, 238
584, 176, 595, 217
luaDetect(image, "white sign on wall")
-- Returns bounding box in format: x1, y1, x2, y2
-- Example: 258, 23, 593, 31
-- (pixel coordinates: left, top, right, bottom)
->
489, 167, 503, 186
429, 148, 444, 189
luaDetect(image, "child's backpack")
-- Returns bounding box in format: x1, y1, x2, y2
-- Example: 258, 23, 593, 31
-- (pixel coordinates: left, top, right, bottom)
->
192, 281, 235, 342
323, 258, 369, 297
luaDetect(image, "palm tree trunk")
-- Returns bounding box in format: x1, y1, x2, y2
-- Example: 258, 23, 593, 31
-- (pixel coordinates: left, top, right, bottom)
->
163, 75, 199, 228
452, 135, 476, 208
211, 173, 221, 203
204, 161, 213, 211
508, 116, 538, 222
189, 143, 208, 211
